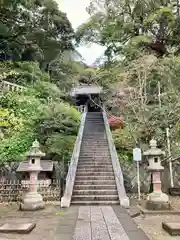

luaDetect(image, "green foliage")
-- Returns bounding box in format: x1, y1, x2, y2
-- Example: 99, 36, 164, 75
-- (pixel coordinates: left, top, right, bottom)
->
0, 127, 36, 162
37, 102, 80, 137
0, 90, 80, 163
36, 102, 80, 162
0, 0, 74, 64
45, 133, 76, 161
77, 0, 180, 61
33, 81, 64, 102
0, 107, 23, 134
0, 62, 81, 163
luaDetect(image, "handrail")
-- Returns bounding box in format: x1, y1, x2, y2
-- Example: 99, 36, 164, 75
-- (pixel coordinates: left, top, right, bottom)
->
1, 81, 26, 92
61, 105, 87, 207
102, 105, 129, 208
88, 95, 119, 120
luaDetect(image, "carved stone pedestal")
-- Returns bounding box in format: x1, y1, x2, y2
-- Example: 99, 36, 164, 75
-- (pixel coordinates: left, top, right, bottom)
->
20, 192, 45, 211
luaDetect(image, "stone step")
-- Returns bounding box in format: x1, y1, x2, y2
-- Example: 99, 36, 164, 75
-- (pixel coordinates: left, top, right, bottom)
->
77, 164, 112, 167
79, 155, 110, 157
84, 130, 104, 132
79, 155, 110, 158
71, 200, 119, 205
74, 185, 117, 190
83, 130, 105, 132
76, 172, 114, 176
78, 161, 112, 169
77, 167, 113, 172
79, 159, 111, 162
79, 153, 110, 156
74, 180, 116, 185
84, 126, 104, 128
79, 156, 111, 158
86, 119, 103, 121
84, 127, 104, 129
78, 158, 111, 162
72, 195, 119, 201
79, 157, 111, 160
81, 143, 108, 146
80, 148, 109, 150
82, 139, 107, 141
81, 148, 108, 150
80, 148, 110, 151
84, 124, 103, 126
81, 145, 108, 147
83, 135, 106, 137
81, 141, 107, 143
75, 176, 115, 181
81, 145, 109, 147
73, 189, 118, 195
78, 162, 112, 166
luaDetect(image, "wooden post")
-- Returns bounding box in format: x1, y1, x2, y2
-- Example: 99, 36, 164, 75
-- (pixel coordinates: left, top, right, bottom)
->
166, 127, 174, 187
158, 81, 161, 109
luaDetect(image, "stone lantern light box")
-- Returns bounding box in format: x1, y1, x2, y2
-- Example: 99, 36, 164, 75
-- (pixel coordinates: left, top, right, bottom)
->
144, 139, 164, 171
26, 140, 45, 170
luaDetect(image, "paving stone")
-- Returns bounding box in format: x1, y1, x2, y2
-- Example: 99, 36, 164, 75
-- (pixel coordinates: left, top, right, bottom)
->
57, 225, 75, 234
54, 234, 72, 240
73, 223, 91, 240
73, 206, 149, 240
92, 228, 110, 240
101, 206, 130, 240
162, 222, 180, 236
0, 223, 36, 234
112, 206, 149, 240
126, 230, 150, 240
73, 207, 91, 240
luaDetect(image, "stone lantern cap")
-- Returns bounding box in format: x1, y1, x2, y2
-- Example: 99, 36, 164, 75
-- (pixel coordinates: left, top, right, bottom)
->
26, 140, 45, 158
144, 139, 165, 156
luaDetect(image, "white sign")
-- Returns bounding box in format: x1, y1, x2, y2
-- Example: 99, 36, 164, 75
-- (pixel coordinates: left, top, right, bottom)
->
133, 148, 142, 162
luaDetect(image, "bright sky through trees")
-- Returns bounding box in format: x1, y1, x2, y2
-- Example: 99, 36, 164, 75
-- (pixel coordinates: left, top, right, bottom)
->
57, 0, 105, 65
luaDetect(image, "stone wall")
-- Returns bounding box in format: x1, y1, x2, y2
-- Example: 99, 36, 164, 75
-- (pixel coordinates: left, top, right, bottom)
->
120, 158, 151, 193
0, 179, 61, 202
120, 159, 174, 194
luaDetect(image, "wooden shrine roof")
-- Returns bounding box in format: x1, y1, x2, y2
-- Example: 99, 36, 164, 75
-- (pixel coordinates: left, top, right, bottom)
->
70, 84, 103, 96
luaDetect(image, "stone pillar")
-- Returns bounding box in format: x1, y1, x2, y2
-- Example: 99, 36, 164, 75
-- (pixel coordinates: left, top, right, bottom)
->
29, 172, 38, 193
144, 139, 171, 210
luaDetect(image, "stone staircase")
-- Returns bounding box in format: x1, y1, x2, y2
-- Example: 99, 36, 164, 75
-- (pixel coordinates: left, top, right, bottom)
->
71, 111, 119, 205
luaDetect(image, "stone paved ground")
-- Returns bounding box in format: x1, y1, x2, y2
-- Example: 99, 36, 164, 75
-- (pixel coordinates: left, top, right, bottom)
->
73, 206, 149, 240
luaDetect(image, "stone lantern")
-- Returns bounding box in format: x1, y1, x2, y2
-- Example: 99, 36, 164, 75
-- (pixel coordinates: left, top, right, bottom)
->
20, 140, 45, 211
144, 139, 170, 210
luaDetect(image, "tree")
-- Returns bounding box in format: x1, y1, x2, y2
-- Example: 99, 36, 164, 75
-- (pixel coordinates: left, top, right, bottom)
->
0, 0, 75, 66
76, 0, 180, 61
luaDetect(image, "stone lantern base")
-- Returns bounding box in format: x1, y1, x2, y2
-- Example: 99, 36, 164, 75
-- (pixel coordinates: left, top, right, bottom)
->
20, 192, 45, 211
146, 192, 171, 210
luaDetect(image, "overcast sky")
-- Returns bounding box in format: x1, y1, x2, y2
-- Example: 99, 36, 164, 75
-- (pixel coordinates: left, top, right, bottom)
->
56, 0, 104, 65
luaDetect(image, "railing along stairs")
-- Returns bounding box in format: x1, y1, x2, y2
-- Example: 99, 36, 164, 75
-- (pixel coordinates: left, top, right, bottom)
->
61, 105, 87, 207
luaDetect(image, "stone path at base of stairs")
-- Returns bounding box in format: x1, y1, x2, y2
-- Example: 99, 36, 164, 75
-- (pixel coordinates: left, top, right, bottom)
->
73, 206, 149, 240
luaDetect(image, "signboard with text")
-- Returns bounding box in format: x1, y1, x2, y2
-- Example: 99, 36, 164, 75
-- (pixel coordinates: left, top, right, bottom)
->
133, 148, 142, 162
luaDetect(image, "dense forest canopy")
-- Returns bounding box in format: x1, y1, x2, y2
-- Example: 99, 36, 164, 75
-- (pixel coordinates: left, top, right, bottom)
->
0, 0, 180, 165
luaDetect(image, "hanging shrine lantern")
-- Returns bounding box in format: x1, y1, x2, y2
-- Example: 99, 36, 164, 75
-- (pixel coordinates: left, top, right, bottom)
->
108, 115, 124, 130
